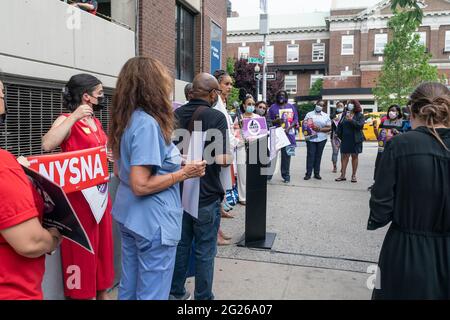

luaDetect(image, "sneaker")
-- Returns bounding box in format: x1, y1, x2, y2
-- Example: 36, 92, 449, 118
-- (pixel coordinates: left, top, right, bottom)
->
304, 175, 311, 181
169, 291, 192, 300
283, 179, 290, 184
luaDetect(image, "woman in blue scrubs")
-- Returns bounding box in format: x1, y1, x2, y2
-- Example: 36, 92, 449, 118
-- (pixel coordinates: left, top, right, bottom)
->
109, 57, 206, 300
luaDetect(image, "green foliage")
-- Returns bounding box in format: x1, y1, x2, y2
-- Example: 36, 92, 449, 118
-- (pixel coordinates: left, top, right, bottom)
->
373, 10, 440, 111
309, 79, 323, 96
226, 57, 236, 77
227, 87, 240, 111
296, 103, 315, 121
390, 0, 424, 25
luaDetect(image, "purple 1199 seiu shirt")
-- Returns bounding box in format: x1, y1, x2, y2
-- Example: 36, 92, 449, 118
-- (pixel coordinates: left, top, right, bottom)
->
268, 103, 299, 146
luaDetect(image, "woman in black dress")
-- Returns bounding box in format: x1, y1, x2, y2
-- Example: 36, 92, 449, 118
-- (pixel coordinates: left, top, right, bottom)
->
368, 82, 450, 300
335, 100, 365, 183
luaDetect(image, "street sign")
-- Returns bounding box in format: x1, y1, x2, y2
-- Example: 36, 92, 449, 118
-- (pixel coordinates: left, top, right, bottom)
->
254, 72, 277, 81
254, 73, 263, 81
248, 57, 264, 64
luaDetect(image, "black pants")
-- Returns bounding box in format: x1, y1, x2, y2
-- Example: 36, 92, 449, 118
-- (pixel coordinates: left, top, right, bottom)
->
268, 146, 291, 182
280, 146, 291, 181
306, 140, 327, 176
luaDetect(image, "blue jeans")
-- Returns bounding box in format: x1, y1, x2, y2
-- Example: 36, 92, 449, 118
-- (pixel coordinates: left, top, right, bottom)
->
117, 224, 177, 300
170, 199, 221, 300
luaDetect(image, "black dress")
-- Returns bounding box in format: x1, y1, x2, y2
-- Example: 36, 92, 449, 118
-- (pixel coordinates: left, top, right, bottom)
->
339, 112, 365, 154
368, 127, 450, 300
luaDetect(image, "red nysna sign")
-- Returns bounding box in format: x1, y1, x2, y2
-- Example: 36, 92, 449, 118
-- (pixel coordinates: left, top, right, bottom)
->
27, 147, 109, 194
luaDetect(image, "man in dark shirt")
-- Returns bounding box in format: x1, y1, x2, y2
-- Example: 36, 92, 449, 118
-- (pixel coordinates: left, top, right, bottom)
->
170, 73, 232, 300
69, 0, 98, 15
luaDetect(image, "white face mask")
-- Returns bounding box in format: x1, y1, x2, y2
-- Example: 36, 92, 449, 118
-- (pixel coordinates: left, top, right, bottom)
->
347, 104, 354, 111
315, 105, 323, 113
389, 111, 398, 120
337, 108, 344, 114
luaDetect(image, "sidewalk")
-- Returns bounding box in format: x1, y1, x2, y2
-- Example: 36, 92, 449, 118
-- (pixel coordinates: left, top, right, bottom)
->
209, 141, 386, 300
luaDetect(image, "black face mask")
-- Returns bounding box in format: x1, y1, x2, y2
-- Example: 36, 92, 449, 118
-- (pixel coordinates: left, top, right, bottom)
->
0, 98, 7, 125
92, 95, 106, 112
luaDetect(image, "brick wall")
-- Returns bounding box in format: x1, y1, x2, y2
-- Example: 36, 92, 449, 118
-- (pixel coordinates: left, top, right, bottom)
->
323, 75, 361, 89
139, 0, 227, 79
138, 0, 176, 76
227, 38, 330, 66
329, 30, 362, 76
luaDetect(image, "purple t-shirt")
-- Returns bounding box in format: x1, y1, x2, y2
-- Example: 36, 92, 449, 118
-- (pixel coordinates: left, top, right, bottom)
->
268, 103, 299, 146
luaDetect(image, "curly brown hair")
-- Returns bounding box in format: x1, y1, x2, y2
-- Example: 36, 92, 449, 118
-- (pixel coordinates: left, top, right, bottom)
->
109, 57, 174, 159
409, 82, 450, 150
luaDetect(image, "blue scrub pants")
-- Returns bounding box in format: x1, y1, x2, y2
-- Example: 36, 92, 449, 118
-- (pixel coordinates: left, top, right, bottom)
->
117, 224, 177, 300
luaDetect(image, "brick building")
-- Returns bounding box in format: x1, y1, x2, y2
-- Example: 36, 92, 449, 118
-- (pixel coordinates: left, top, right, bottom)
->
227, 0, 450, 114
227, 12, 330, 97
138, 0, 228, 102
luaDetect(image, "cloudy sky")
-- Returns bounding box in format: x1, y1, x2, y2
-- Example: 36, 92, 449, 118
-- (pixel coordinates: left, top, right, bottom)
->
230, 0, 333, 16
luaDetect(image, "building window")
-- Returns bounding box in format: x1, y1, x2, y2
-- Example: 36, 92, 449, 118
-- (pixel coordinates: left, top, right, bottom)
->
265, 45, 274, 64
341, 35, 354, 55
374, 33, 388, 55
415, 31, 427, 47
312, 43, 325, 62
310, 74, 324, 88
238, 46, 250, 60
287, 44, 299, 63
445, 31, 450, 52
175, 4, 195, 82
340, 70, 353, 76
284, 75, 297, 94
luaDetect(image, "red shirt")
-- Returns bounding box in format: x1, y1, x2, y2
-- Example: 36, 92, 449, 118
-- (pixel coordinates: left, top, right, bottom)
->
0, 149, 45, 300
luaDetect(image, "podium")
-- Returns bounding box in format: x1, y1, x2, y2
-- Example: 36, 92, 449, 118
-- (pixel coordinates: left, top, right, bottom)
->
237, 136, 277, 250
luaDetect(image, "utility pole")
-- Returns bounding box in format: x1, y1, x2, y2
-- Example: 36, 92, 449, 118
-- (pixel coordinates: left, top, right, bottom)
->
259, 1, 269, 101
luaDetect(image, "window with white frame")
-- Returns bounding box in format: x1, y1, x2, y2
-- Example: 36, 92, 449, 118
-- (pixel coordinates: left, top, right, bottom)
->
310, 74, 324, 88
445, 31, 450, 52
341, 35, 354, 55
284, 75, 298, 94
287, 44, 299, 63
374, 33, 388, 55
238, 46, 250, 60
265, 45, 274, 63
415, 32, 427, 48
312, 43, 325, 62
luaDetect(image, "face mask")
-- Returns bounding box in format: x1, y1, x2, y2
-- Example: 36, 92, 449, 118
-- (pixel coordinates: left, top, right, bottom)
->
347, 104, 354, 111
278, 97, 286, 104
91, 95, 106, 111
337, 108, 344, 114
246, 105, 255, 113
315, 105, 323, 113
389, 111, 398, 120
0, 98, 6, 125
256, 107, 266, 116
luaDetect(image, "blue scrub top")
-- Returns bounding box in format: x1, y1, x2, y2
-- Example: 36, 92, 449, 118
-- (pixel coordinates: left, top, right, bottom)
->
112, 109, 183, 246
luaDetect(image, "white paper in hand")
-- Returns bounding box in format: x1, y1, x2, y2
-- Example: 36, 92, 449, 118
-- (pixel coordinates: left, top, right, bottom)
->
182, 131, 206, 219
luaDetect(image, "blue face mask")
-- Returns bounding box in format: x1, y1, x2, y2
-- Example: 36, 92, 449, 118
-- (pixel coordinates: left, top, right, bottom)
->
246, 105, 255, 113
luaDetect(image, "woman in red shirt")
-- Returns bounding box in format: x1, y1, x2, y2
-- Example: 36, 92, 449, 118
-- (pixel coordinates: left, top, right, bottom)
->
0, 151, 62, 300
42, 74, 114, 300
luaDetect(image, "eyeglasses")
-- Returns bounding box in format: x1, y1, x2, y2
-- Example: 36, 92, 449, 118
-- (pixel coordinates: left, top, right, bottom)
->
209, 88, 222, 95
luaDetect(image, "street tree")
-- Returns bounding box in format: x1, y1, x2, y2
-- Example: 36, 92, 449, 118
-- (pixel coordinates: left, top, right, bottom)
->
391, 0, 424, 24
233, 58, 284, 105
373, 9, 441, 110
